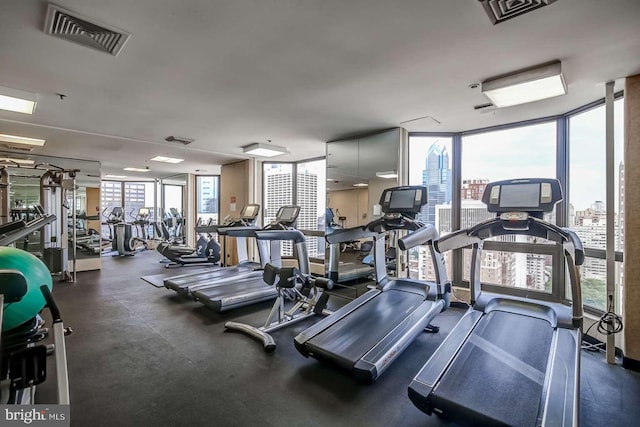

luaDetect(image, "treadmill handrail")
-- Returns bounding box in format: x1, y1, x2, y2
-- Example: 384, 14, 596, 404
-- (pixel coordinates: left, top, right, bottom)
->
0, 214, 57, 246
398, 224, 439, 251
221, 226, 262, 237
436, 215, 584, 326
325, 225, 380, 244
254, 229, 305, 244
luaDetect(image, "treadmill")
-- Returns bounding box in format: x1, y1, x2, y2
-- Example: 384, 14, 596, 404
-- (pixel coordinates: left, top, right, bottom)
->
294, 186, 451, 382
325, 239, 375, 283
163, 204, 262, 295
408, 178, 584, 427
190, 205, 301, 312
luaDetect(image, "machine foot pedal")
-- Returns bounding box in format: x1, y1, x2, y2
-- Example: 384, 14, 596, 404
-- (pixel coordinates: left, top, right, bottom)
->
424, 324, 439, 333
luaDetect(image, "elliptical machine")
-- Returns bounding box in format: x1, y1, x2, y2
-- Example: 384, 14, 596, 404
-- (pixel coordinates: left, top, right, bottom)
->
157, 204, 260, 268
112, 207, 148, 256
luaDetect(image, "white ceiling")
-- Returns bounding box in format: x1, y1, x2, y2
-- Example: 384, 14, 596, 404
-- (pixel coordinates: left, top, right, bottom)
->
0, 0, 638, 180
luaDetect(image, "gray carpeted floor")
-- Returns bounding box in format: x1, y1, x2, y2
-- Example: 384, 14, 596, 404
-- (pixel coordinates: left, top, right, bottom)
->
35, 249, 640, 426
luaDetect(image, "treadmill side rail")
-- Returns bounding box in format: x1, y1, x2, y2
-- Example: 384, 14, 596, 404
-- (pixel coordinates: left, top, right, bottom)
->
408, 309, 482, 414
356, 299, 444, 382
542, 328, 580, 427
294, 289, 380, 355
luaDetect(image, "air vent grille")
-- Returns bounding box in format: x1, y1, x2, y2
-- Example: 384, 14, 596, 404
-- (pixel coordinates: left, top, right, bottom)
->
478, 0, 557, 25
44, 4, 131, 56
3, 145, 34, 153
165, 136, 194, 145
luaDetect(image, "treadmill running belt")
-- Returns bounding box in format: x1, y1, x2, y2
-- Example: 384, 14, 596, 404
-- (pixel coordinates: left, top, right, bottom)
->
431, 310, 553, 427
306, 290, 424, 369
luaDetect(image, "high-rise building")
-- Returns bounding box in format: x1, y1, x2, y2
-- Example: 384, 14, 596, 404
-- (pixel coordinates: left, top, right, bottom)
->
619, 162, 625, 250
418, 143, 451, 224
264, 164, 319, 256
296, 171, 319, 256
461, 179, 489, 201
197, 176, 219, 215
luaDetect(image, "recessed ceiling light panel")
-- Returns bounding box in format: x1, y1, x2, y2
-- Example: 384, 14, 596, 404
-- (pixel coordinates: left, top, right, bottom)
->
0, 134, 45, 146
242, 142, 288, 157
481, 61, 567, 108
150, 156, 184, 164
0, 86, 37, 114
123, 167, 150, 172
0, 157, 35, 165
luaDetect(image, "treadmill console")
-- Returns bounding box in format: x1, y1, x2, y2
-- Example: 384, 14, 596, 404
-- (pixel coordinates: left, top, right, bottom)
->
379, 186, 427, 215
240, 204, 260, 221
482, 178, 562, 215
272, 205, 300, 227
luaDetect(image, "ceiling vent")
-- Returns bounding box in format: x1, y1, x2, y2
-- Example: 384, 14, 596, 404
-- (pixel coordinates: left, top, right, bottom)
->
44, 4, 131, 56
474, 102, 497, 114
478, 0, 557, 25
165, 136, 194, 145
2, 144, 34, 153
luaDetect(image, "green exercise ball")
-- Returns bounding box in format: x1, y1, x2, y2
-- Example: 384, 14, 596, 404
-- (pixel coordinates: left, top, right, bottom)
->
1, 246, 53, 332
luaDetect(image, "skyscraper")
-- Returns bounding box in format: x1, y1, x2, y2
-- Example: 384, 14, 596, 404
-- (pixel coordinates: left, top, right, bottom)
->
418, 143, 451, 224
264, 164, 319, 256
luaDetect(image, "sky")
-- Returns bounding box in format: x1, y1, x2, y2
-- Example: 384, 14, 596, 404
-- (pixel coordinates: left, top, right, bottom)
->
408, 99, 624, 212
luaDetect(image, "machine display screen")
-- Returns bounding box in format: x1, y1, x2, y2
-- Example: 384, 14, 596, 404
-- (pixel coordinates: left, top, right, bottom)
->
242, 205, 259, 219
138, 208, 150, 215
499, 183, 540, 208
389, 189, 417, 210
278, 206, 298, 222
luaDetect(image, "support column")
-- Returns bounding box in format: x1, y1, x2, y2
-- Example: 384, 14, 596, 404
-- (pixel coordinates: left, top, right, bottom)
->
623, 74, 640, 369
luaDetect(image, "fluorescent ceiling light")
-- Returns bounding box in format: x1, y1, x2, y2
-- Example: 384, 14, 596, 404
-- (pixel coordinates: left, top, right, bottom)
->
0, 134, 46, 146
353, 183, 368, 187
0, 157, 35, 165
481, 61, 567, 108
105, 174, 127, 179
123, 167, 150, 172
150, 156, 184, 164
242, 142, 288, 157
376, 170, 398, 179
0, 86, 37, 114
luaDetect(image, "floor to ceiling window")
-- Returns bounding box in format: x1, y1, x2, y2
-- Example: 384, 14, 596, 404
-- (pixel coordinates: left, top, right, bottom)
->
568, 98, 624, 311
296, 159, 326, 259
460, 121, 557, 293
408, 136, 453, 281
263, 159, 325, 258
408, 92, 624, 314
196, 176, 220, 226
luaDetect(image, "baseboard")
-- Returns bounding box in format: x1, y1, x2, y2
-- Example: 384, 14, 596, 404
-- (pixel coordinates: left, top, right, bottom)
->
622, 356, 640, 372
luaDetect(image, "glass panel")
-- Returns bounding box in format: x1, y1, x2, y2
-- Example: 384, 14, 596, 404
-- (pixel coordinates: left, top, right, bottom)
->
615, 99, 624, 252
461, 121, 557, 228
461, 121, 557, 253
124, 182, 156, 239
408, 136, 453, 281
579, 257, 606, 311
100, 181, 122, 239
463, 248, 553, 293
616, 260, 624, 316
263, 163, 293, 255
296, 160, 326, 259
569, 98, 624, 310
196, 176, 220, 225
163, 184, 184, 241
263, 163, 293, 223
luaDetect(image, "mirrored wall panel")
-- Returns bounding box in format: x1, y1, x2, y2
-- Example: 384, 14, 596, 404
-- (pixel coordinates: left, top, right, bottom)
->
0, 151, 101, 274
325, 128, 400, 283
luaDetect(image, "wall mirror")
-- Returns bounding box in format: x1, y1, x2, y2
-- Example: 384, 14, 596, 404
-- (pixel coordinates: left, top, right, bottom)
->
0, 151, 101, 274
325, 128, 400, 283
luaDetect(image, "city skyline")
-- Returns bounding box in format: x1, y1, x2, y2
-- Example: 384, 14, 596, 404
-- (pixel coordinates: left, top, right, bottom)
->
409, 98, 624, 212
